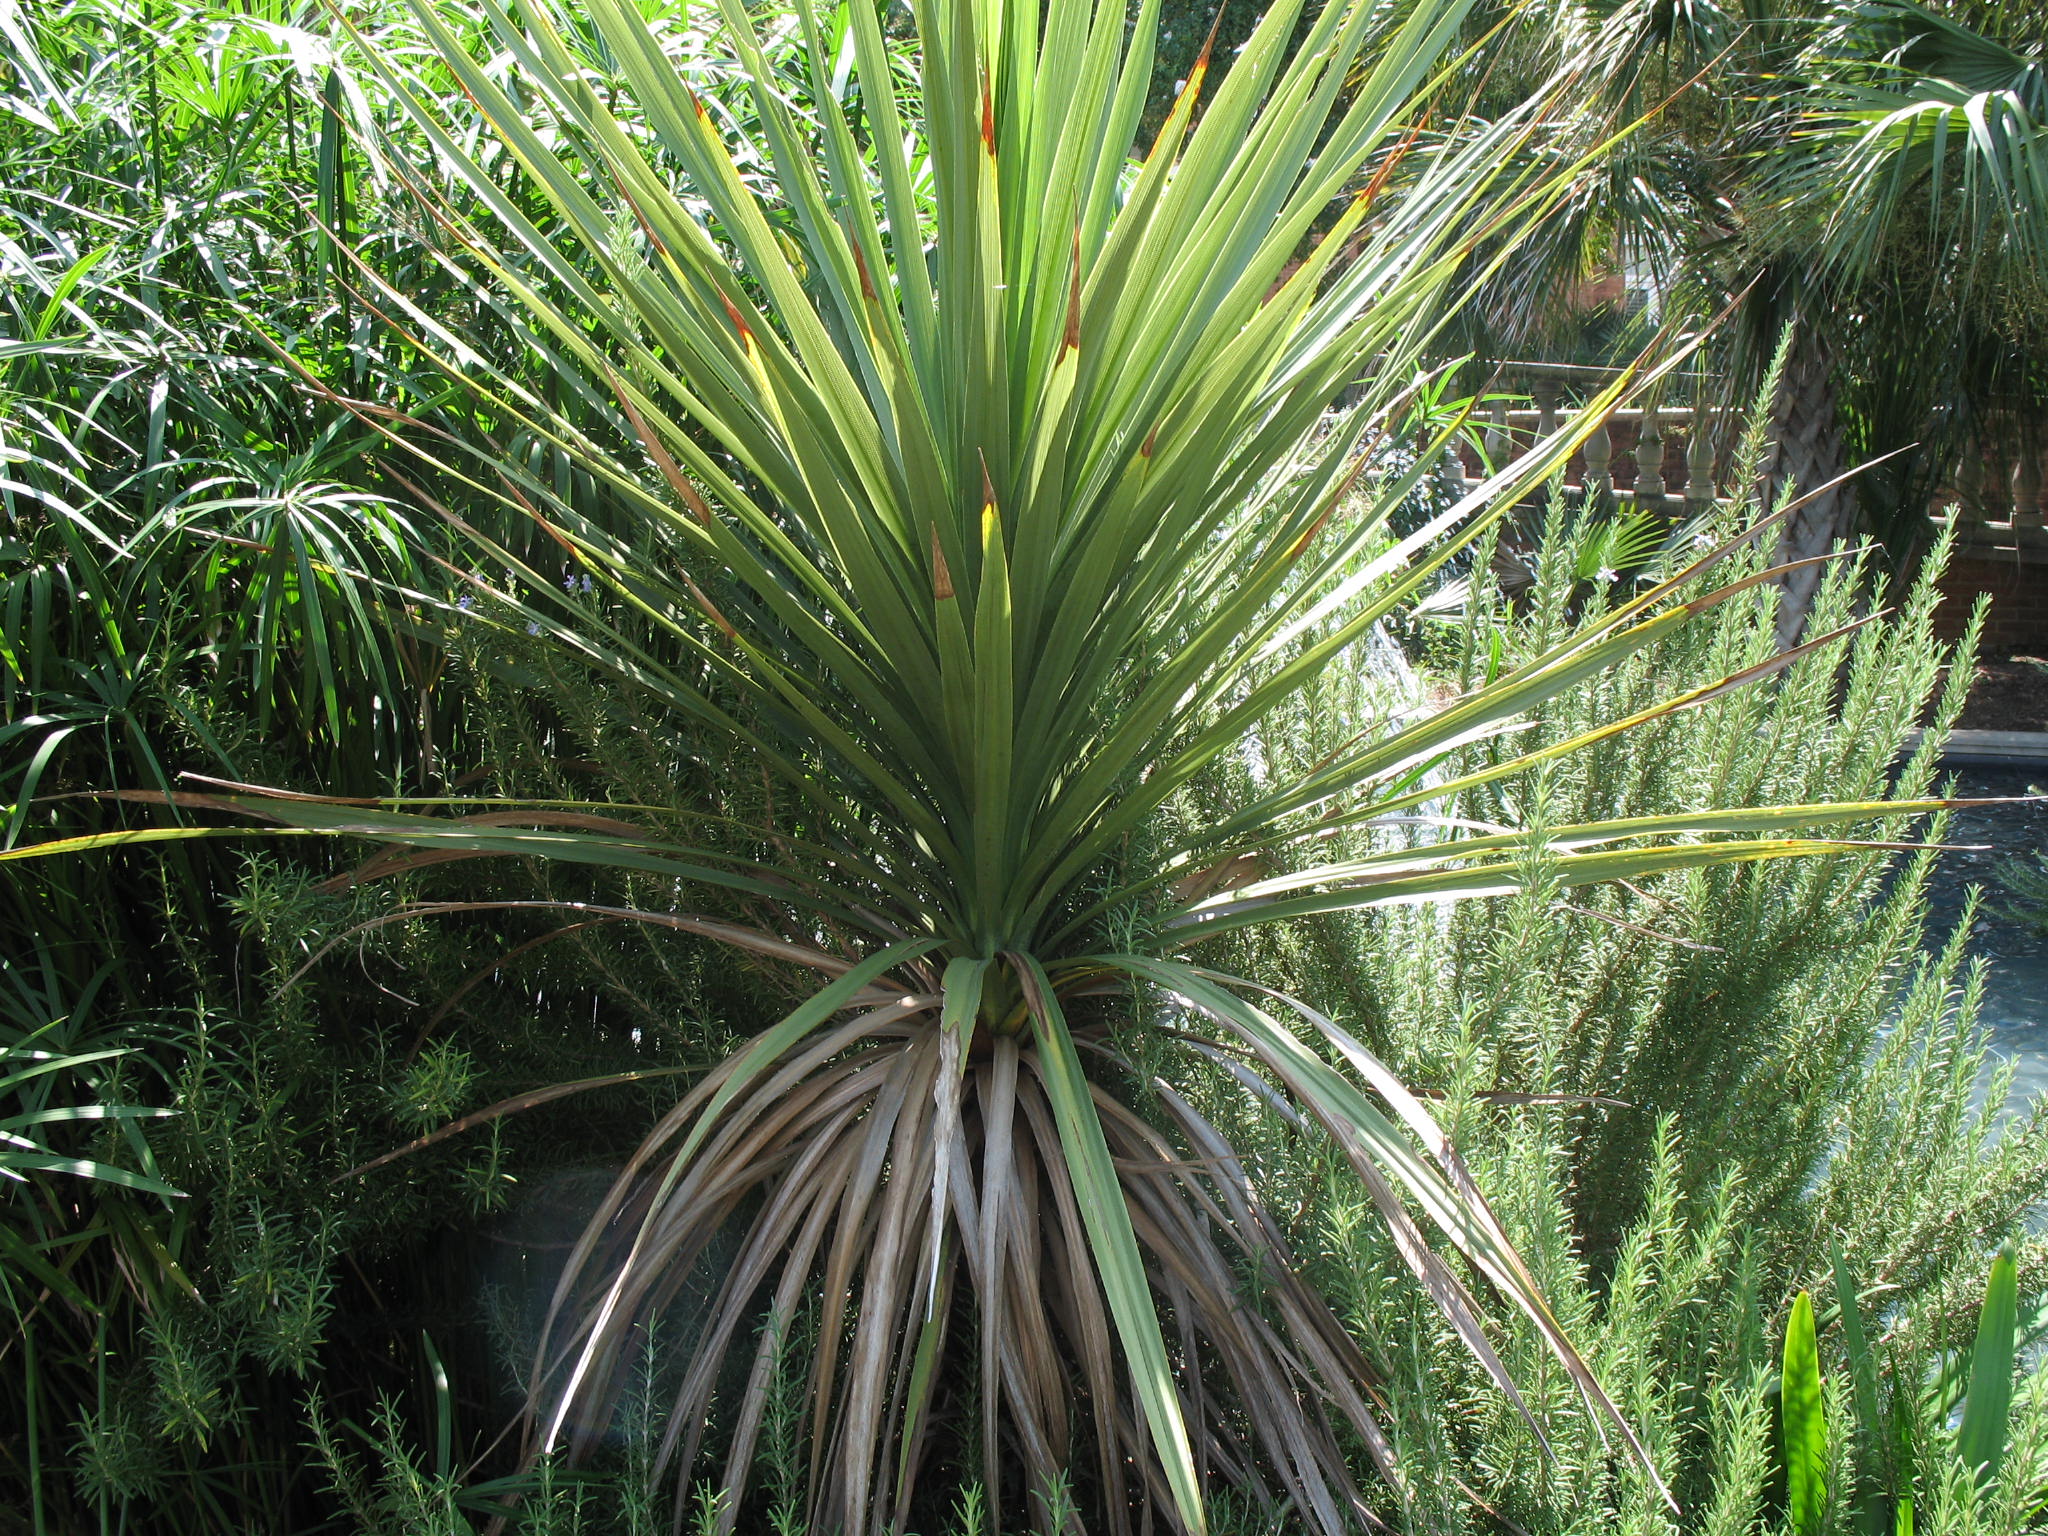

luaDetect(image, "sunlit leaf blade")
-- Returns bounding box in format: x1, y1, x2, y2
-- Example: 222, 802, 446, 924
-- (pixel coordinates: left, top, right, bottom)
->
1782, 1290, 1828, 1536
1014, 954, 1206, 1535
1168, 836, 1904, 941
1956, 1243, 2018, 1489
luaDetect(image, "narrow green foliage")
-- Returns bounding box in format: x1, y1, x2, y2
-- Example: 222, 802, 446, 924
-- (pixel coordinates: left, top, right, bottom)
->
1208, 446, 2048, 1533
1834, 1242, 1888, 1535
53, 0, 1885, 1523
1782, 1292, 1828, 1536
8, 0, 2046, 1532
1957, 1245, 2021, 1491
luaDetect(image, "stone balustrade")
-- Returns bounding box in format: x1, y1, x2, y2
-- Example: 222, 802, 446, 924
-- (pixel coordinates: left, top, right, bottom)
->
1458, 366, 2048, 529
1454, 377, 1731, 513
1448, 364, 2048, 651
1466, 403, 1732, 511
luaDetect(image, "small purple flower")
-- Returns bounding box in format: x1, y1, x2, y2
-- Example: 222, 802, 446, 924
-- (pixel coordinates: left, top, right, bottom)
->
456, 593, 474, 612
579, 574, 594, 595
527, 621, 544, 636
563, 571, 579, 592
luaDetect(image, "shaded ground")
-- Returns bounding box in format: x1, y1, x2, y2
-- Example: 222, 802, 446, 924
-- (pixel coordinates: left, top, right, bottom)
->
1957, 656, 2048, 731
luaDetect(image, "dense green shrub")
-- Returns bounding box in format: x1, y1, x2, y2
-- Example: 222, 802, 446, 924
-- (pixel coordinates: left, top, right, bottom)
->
15, 460, 2048, 1535
6, 1, 2046, 1532
0, 5, 827, 1525
1180, 452, 2048, 1529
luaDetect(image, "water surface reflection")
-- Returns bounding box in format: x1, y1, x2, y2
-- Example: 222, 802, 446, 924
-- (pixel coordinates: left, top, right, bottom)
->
1924, 766, 2048, 1105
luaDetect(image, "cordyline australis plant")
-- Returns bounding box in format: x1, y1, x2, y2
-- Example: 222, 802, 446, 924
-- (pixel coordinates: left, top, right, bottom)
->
12, 0, 1970, 1529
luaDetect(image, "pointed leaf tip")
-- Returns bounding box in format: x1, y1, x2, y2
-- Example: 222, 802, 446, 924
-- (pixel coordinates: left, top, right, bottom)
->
1182, 3, 1227, 107
931, 524, 954, 601
1957, 1242, 2018, 1489
850, 235, 880, 304
718, 291, 756, 353
1064, 226, 1082, 354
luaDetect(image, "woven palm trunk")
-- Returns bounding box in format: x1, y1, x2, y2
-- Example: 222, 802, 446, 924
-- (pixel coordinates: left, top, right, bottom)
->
1765, 320, 1856, 645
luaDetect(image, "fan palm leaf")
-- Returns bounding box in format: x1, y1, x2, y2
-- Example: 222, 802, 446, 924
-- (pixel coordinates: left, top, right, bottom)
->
1784, 0, 2048, 295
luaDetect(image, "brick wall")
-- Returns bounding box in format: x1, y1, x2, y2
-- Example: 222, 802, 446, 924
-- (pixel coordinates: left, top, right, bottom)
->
1921, 440, 2043, 653
1935, 539, 2048, 655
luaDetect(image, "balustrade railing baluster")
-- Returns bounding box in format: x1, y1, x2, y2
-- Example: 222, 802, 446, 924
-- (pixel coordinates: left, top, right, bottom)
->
1634, 409, 1668, 512
1483, 397, 1509, 469
1584, 415, 1613, 507
1683, 413, 1715, 508
1469, 367, 1739, 511
1952, 447, 1993, 528
2015, 449, 2043, 531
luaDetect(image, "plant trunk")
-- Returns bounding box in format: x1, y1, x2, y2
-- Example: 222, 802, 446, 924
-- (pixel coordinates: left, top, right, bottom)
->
1765, 321, 1856, 647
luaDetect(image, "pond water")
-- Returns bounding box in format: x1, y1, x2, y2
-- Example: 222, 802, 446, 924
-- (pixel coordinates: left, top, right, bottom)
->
1923, 765, 2048, 1107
